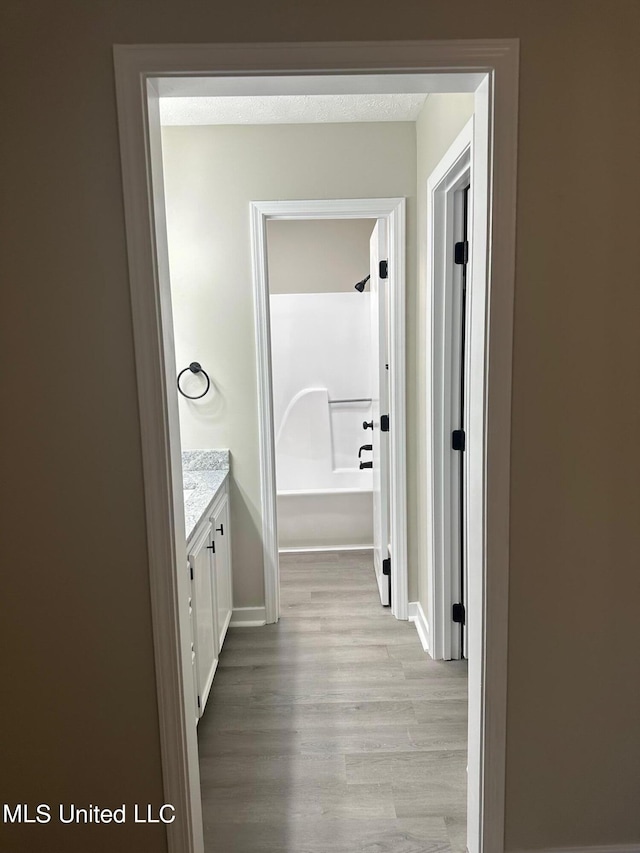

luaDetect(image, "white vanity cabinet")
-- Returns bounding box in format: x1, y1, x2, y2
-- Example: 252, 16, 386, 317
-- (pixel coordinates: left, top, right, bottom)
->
186, 477, 233, 720
210, 488, 233, 650
188, 522, 219, 718
185, 577, 200, 725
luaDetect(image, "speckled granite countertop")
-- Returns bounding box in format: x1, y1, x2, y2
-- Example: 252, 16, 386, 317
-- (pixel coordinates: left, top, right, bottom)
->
182, 450, 230, 543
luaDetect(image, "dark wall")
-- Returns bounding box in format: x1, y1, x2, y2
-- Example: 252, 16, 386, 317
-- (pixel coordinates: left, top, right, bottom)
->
1, 2, 639, 850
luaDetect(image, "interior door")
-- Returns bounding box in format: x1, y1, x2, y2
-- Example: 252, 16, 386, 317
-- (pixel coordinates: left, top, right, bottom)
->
450, 185, 471, 660
459, 185, 470, 660
369, 219, 391, 606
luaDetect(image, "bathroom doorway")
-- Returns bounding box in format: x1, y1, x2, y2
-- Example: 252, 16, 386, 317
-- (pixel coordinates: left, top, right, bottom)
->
267, 218, 376, 549
250, 198, 408, 622
266, 215, 393, 609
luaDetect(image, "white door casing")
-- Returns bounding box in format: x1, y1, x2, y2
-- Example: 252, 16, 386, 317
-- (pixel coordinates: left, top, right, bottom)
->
369, 219, 391, 605
427, 119, 473, 663
113, 40, 519, 853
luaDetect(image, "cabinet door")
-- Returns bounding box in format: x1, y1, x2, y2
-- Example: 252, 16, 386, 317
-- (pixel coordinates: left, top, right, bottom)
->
188, 522, 218, 716
186, 567, 199, 725
211, 493, 233, 650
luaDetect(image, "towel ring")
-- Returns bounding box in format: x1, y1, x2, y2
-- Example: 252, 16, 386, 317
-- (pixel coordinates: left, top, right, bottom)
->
177, 362, 211, 399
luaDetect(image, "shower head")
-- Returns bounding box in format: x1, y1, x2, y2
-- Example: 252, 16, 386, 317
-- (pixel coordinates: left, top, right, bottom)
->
354, 274, 370, 293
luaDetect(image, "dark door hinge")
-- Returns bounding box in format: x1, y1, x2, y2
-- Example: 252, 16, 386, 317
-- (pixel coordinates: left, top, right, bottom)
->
380, 414, 390, 432
454, 241, 468, 265
452, 603, 466, 625
207, 541, 216, 553
452, 429, 465, 451
189, 564, 193, 581
197, 694, 201, 709
379, 260, 388, 279
382, 557, 391, 576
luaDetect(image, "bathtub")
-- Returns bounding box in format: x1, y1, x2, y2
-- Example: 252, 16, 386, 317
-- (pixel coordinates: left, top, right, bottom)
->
274, 388, 374, 551
277, 488, 373, 551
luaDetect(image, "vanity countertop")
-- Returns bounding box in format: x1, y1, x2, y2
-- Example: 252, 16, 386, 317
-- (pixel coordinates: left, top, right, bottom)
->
182, 450, 230, 543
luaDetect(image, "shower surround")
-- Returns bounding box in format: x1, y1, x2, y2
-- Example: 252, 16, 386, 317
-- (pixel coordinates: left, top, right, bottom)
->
270, 291, 374, 550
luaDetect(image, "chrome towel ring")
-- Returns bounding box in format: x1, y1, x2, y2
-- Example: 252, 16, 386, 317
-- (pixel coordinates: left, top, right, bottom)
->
177, 362, 211, 399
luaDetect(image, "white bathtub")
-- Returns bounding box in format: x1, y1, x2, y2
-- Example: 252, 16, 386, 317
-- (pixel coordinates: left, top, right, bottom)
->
277, 488, 373, 551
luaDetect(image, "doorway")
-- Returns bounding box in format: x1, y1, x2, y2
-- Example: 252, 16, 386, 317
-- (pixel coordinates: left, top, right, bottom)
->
113, 39, 518, 853
426, 118, 475, 663
265, 217, 388, 605
250, 198, 407, 621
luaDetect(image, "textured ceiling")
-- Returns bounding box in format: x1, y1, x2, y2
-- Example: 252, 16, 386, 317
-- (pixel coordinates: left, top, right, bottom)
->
159, 93, 429, 126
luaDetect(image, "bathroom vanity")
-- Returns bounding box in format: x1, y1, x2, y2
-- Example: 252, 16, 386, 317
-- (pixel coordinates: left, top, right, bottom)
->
183, 450, 232, 721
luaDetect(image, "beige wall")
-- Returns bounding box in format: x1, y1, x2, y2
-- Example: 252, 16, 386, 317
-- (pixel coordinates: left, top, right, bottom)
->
2, 3, 640, 852
414, 94, 476, 614
267, 219, 374, 294
162, 122, 416, 607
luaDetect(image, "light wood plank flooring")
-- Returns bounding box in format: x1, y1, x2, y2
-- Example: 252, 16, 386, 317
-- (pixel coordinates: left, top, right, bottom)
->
199, 550, 468, 853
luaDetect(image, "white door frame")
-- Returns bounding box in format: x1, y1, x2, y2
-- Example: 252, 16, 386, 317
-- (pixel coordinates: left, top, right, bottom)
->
250, 198, 408, 624
113, 39, 519, 853
427, 119, 473, 662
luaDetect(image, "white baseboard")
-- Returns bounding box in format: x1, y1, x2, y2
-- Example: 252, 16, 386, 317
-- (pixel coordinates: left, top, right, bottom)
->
513, 847, 640, 853
230, 606, 266, 627
408, 601, 430, 653
279, 545, 374, 554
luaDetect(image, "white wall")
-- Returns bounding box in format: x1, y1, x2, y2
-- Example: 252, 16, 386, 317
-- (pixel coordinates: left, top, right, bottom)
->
162, 121, 416, 607
414, 94, 476, 617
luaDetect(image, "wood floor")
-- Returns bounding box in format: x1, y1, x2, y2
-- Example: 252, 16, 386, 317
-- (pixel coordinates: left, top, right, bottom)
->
198, 550, 468, 853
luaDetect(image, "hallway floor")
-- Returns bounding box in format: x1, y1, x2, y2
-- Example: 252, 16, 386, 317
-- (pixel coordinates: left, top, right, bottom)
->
198, 550, 468, 853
